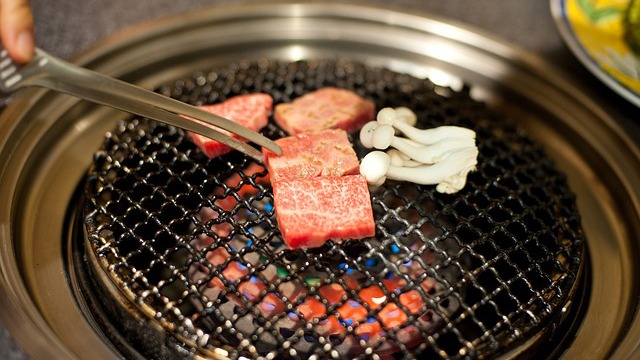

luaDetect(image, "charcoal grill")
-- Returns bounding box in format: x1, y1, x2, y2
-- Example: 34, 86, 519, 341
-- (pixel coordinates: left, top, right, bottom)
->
82, 59, 584, 359
1, 4, 639, 360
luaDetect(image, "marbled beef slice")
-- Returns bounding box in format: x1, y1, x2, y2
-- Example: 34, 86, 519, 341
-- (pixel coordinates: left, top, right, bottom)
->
188, 93, 273, 158
262, 128, 360, 183
273, 175, 375, 249
274, 87, 375, 135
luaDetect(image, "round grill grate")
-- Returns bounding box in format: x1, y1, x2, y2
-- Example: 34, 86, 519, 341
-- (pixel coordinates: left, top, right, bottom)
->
83, 59, 584, 359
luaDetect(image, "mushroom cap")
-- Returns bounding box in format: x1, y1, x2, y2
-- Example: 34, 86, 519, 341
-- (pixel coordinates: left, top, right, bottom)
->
372, 124, 395, 150
370, 175, 387, 187
387, 149, 407, 166
359, 121, 378, 148
360, 151, 391, 184
395, 107, 417, 126
376, 107, 397, 126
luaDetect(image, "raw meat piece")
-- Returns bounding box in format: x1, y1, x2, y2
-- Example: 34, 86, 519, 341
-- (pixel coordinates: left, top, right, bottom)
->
187, 93, 273, 158
262, 128, 360, 183
272, 175, 375, 249
274, 87, 375, 135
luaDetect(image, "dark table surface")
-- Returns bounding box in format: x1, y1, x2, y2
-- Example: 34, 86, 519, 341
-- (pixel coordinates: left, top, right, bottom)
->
1, 1, 639, 359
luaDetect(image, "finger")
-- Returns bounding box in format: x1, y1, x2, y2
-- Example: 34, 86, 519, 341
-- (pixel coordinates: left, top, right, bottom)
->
0, 0, 34, 63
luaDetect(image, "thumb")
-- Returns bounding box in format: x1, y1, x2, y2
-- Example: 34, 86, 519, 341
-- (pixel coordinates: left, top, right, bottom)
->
1, 0, 35, 63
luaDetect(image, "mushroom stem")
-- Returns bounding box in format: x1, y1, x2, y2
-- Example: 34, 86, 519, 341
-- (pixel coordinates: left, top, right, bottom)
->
385, 147, 478, 186
393, 122, 476, 145
391, 136, 476, 164
361, 148, 478, 193
363, 121, 476, 164
360, 106, 479, 193
386, 149, 422, 167
376, 107, 417, 127
395, 107, 417, 126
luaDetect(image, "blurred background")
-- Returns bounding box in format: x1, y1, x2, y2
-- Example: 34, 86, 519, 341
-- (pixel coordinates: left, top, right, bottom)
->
1, 0, 638, 359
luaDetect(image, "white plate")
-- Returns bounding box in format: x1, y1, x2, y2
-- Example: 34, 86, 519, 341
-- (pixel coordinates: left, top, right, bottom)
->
551, 0, 640, 107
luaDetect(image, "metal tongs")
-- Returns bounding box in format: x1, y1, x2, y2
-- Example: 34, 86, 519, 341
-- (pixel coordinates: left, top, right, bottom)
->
0, 44, 281, 160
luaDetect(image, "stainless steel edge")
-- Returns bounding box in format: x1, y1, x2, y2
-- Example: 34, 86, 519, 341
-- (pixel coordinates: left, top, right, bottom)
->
0, 3, 638, 359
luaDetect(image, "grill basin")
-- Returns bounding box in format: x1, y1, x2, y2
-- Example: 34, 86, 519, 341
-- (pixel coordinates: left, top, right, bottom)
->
83, 58, 584, 359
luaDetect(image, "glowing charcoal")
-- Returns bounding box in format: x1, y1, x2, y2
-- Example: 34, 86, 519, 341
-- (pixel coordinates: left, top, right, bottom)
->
365, 258, 378, 267
390, 243, 400, 253
276, 267, 289, 278
318, 284, 346, 304
297, 297, 326, 320
338, 300, 367, 327
305, 277, 320, 287
359, 285, 387, 310
378, 303, 408, 329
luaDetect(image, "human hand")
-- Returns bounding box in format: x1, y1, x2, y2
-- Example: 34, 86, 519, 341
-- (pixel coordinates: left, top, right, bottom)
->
0, 0, 34, 63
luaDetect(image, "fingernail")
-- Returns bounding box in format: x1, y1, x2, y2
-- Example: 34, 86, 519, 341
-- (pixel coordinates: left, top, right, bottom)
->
16, 31, 34, 61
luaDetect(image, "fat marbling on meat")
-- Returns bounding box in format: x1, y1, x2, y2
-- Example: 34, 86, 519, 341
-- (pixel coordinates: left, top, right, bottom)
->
272, 175, 375, 249
274, 87, 375, 135
187, 93, 273, 158
261, 128, 360, 184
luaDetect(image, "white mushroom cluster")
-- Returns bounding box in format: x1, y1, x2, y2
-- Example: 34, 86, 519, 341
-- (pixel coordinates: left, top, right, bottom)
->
359, 107, 478, 194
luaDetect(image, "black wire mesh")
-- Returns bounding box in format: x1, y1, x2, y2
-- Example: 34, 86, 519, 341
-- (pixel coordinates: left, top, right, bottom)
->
83, 59, 584, 359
